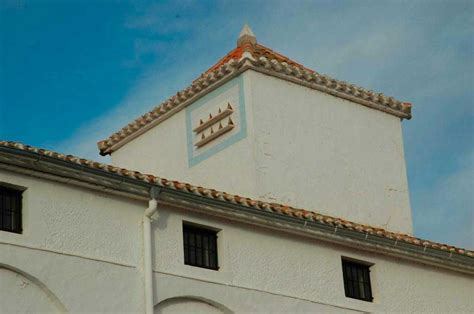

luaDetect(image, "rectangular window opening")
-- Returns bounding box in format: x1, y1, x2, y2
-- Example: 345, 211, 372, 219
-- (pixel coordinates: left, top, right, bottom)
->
342, 258, 373, 302
0, 185, 23, 234
183, 223, 218, 270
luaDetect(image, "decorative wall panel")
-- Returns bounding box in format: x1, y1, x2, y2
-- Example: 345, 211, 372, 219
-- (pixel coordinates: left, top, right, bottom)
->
186, 76, 247, 167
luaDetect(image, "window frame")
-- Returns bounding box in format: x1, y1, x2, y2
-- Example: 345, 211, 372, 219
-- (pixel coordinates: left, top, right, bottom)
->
341, 258, 373, 302
0, 185, 23, 234
182, 222, 219, 271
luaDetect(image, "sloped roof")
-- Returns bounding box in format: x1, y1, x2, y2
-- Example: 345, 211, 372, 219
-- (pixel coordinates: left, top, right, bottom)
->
1, 140, 471, 260
205, 24, 314, 75
205, 43, 315, 75
97, 25, 412, 156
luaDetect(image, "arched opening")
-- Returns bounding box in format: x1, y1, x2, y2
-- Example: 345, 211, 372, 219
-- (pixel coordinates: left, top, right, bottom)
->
155, 296, 232, 314
0, 264, 67, 313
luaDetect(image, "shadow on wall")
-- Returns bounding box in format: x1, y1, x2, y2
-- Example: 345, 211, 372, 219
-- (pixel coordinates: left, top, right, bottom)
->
155, 296, 233, 314
0, 264, 67, 313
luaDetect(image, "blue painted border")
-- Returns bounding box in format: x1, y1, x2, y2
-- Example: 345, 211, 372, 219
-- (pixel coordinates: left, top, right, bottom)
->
186, 76, 247, 167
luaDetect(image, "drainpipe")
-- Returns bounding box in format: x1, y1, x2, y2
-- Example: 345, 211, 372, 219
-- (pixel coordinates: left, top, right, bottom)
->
143, 187, 161, 314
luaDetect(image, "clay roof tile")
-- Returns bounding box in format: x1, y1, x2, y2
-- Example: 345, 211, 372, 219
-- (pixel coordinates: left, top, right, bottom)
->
1, 140, 471, 260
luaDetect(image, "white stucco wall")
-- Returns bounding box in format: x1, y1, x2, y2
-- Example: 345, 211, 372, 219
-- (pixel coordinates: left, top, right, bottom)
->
155, 297, 226, 314
0, 267, 62, 313
0, 169, 472, 313
111, 73, 259, 200
248, 71, 413, 233
111, 69, 412, 234
0, 170, 146, 313
152, 206, 474, 313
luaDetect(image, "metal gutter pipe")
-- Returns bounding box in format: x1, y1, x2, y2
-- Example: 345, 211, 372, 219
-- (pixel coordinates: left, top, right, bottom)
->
143, 187, 161, 314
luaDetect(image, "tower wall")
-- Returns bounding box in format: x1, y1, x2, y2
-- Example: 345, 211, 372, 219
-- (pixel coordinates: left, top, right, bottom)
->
248, 71, 412, 233
111, 69, 412, 233
111, 73, 260, 199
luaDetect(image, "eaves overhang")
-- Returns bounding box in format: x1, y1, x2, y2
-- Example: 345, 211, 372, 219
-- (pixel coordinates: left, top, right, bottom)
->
160, 189, 474, 275
0, 144, 152, 200
0, 142, 472, 275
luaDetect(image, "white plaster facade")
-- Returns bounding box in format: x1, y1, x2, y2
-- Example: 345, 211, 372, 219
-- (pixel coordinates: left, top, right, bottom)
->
111, 70, 412, 234
111, 73, 260, 211
1, 168, 473, 313
1, 27, 471, 313
0, 170, 146, 313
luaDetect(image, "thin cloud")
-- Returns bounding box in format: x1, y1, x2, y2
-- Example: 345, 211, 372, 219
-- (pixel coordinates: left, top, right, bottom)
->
412, 149, 474, 248
52, 1, 473, 248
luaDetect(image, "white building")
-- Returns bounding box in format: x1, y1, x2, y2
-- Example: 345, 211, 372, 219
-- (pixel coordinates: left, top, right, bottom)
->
1, 26, 473, 313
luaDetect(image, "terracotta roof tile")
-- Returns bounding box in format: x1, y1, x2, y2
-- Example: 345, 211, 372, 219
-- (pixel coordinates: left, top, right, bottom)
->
97, 31, 412, 156
1, 140, 471, 259
204, 43, 315, 76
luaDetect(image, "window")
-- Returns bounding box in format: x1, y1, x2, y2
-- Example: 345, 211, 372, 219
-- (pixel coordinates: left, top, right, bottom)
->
183, 223, 218, 270
342, 259, 373, 302
0, 186, 23, 233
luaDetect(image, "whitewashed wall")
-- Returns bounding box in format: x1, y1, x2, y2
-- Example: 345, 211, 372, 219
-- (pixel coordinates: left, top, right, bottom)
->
0, 169, 472, 313
153, 206, 473, 313
0, 170, 146, 313
248, 71, 412, 234
111, 74, 259, 200
112, 69, 412, 234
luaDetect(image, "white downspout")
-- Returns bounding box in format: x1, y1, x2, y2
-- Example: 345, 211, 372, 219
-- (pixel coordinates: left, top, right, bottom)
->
144, 198, 158, 314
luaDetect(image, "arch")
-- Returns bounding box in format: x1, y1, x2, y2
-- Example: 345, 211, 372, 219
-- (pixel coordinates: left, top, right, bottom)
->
0, 263, 67, 313
155, 296, 233, 314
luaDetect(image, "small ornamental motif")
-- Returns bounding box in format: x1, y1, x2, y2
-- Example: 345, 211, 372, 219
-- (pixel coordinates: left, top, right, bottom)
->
194, 104, 235, 148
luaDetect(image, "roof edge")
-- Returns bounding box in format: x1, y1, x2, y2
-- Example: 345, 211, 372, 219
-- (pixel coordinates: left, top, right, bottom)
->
1, 140, 472, 276
161, 192, 474, 275
98, 54, 412, 155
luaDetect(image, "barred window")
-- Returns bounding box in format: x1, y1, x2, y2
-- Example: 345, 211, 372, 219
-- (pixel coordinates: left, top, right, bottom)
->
342, 259, 373, 302
183, 223, 218, 270
0, 186, 23, 233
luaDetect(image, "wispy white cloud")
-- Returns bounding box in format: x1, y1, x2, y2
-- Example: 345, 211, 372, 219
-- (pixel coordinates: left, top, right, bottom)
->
53, 2, 239, 160
412, 149, 474, 248
124, 1, 199, 33
53, 56, 204, 161
52, 1, 473, 248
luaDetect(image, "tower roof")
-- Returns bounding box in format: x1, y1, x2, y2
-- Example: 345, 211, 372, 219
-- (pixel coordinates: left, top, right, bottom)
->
98, 25, 412, 156
205, 24, 314, 75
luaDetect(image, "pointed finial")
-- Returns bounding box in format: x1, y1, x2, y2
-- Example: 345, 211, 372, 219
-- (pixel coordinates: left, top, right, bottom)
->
237, 24, 256, 47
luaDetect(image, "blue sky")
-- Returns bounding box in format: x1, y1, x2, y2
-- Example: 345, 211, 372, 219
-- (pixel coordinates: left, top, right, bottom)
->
0, 0, 472, 248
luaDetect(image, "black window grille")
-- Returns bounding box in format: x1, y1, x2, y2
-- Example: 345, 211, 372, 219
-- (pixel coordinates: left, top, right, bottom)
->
342, 259, 373, 302
0, 186, 23, 233
183, 223, 218, 270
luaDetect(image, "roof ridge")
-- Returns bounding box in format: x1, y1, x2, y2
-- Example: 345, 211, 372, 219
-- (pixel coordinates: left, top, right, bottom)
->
97, 42, 412, 155
254, 43, 315, 73
201, 46, 246, 77
1, 140, 471, 259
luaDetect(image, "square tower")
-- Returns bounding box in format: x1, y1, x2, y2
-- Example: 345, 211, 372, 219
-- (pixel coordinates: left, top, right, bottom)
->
98, 25, 413, 234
